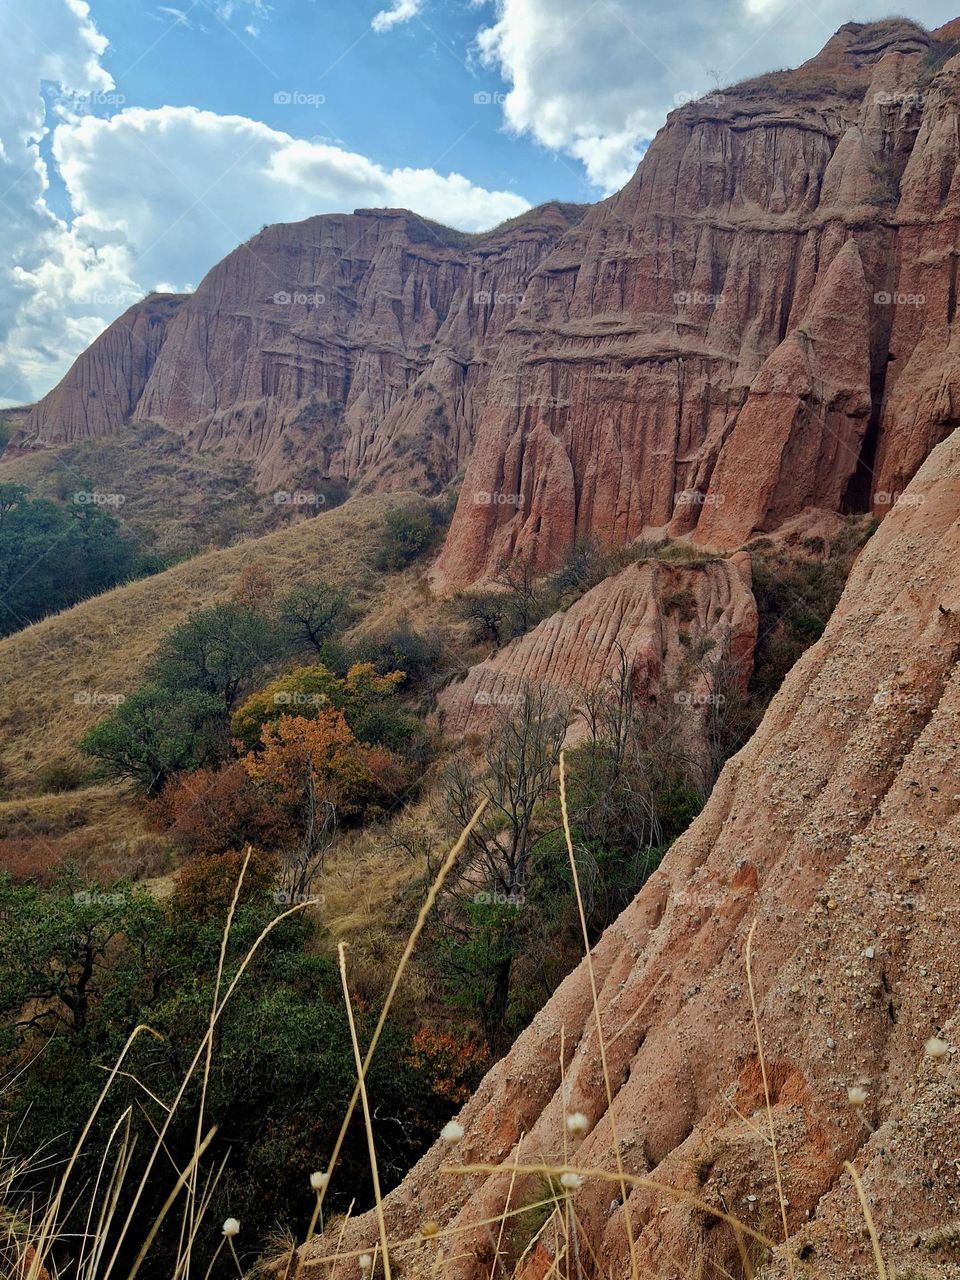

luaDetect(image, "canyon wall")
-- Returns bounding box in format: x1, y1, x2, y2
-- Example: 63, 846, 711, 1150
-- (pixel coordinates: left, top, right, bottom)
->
435, 19, 960, 587
16, 205, 583, 493
294, 422, 960, 1280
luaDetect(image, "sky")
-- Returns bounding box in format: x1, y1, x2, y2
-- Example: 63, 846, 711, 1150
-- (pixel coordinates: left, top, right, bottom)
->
3, 0, 960, 407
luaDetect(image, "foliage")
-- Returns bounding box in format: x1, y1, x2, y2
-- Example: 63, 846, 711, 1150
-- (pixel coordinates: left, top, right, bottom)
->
151, 602, 281, 712
427, 686, 571, 1051
151, 762, 292, 857
0, 482, 149, 637
371, 501, 449, 572
231, 662, 412, 753
80, 684, 226, 794
276, 577, 350, 657
0, 866, 483, 1278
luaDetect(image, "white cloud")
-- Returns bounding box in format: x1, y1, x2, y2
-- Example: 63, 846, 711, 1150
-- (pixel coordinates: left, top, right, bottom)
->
475, 0, 960, 193
371, 0, 423, 33
0, 1, 528, 406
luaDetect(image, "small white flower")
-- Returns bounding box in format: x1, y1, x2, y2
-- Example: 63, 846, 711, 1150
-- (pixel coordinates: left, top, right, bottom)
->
559, 1173, 583, 1190
222, 1218, 240, 1238
847, 1085, 868, 1108
359, 1254, 373, 1272
925, 1036, 950, 1060
440, 1120, 465, 1144
310, 1170, 329, 1191
566, 1112, 590, 1136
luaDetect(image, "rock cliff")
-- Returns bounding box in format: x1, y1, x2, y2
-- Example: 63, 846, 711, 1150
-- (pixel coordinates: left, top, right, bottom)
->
296, 421, 960, 1280
17, 205, 584, 492
434, 18, 960, 587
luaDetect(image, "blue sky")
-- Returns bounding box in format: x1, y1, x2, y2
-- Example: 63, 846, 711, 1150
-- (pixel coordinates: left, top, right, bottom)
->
40, 0, 590, 221
3, 0, 960, 406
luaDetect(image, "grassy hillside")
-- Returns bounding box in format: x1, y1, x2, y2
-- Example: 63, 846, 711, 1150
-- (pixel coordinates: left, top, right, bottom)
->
0, 490, 431, 796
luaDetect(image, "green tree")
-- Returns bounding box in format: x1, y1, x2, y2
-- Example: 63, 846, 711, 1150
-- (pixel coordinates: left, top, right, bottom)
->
277, 577, 350, 657
151, 602, 280, 711
80, 684, 226, 793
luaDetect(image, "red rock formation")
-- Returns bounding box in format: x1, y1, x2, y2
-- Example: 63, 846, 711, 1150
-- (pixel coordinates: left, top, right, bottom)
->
433, 19, 960, 587
296, 427, 960, 1280
14, 293, 185, 448
439, 554, 757, 765
19, 205, 583, 491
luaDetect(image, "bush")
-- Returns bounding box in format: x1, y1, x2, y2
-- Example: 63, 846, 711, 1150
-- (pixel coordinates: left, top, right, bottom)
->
80, 684, 226, 794
151, 602, 281, 712
371, 501, 448, 572
35, 759, 86, 794
152, 762, 291, 857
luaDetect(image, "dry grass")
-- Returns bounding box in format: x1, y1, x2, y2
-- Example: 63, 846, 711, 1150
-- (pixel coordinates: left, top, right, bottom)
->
0, 491, 433, 795
0, 761, 898, 1280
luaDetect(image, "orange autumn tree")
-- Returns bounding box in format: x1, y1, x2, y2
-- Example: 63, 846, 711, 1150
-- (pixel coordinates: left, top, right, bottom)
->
242, 709, 407, 897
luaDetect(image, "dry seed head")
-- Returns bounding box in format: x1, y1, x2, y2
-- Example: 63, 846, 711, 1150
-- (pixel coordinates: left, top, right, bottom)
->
421, 1221, 441, 1238
566, 1112, 590, 1136
359, 1254, 373, 1272
223, 1218, 240, 1238
925, 1036, 950, 1059
440, 1120, 464, 1143
847, 1085, 868, 1108
559, 1172, 583, 1190
310, 1170, 329, 1192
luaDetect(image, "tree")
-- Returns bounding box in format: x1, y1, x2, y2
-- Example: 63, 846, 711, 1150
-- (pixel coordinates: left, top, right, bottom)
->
0, 485, 141, 637
372, 502, 446, 572
152, 762, 291, 857
493, 556, 546, 636
230, 662, 409, 753
242, 710, 407, 895
430, 686, 570, 1051
150, 602, 279, 712
277, 578, 349, 656
80, 684, 226, 793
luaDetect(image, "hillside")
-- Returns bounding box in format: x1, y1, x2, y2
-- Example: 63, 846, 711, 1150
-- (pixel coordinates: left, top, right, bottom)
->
292, 401, 960, 1280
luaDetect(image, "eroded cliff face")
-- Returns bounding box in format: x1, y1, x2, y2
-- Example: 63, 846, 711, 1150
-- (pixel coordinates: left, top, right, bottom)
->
16, 293, 186, 446
434, 19, 960, 588
18, 205, 584, 492
294, 429, 960, 1280
438, 553, 757, 772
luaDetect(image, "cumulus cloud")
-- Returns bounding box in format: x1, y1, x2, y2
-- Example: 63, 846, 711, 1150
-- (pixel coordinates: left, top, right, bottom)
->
371, 0, 423, 33
475, 0, 960, 192
0, 0, 527, 405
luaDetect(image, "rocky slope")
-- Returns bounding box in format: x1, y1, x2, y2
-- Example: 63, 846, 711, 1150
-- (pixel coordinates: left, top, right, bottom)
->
15, 205, 584, 492
293, 420, 960, 1280
439, 553, 757, 769
434, 18, 960, 588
